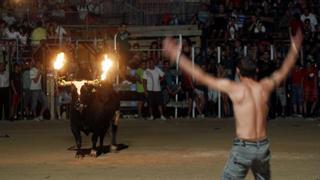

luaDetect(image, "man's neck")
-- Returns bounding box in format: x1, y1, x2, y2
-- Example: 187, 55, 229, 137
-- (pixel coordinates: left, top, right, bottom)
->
239, 76, 256, 83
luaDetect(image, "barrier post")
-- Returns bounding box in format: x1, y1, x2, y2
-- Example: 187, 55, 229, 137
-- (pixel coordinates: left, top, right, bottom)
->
175, 34, 182, 118
217, 46, 221, 118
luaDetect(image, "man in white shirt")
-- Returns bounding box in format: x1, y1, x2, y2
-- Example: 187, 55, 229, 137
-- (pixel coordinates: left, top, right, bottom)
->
143, 59, 166, 120
301, 8, 318, 30
0, 62, 10, 120
53, 21, 67, 44
30, 60, 48, 120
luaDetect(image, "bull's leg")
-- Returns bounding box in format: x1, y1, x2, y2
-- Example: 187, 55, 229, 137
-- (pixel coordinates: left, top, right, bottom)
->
90, 133, 98, 157
110, 111, 120, 152
99, 133, 105, 154
71, 125, 83, 159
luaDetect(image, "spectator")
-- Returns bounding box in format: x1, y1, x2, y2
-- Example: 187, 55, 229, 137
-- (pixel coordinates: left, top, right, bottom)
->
53, 21, 68, 43
18, 28, 28, 46
213, 4, 228, 38
31, 21, 47, 46
77, 0, 89, 22
19, 19, 33, 36
143, 59, 166, 121
218, 63, 231, 117
0, 20, 8, 38
300, 8, 318, 31
56, 87, 72, 119
248, 15, 266, 38
276, 81, 287, 117
194, 81, 206, 118
303, 62, 318, 117
206, 60, 219, 116
290, 13, 304, 36
10, 63, 22, 120
225, 16, 239, 41
46, 22, 56, 39
2, 11, 16, 26
149, 41, 160, 66
313, 25, 320, 43
162, 60, 180, 105
22, 61, 31, 119
116, 23, 130, 78
169, 14, 180, 25
30, 60, 48, 121
136, 60, 146, 118
195, 3, 211, 28
4, 25, 20, 39
181, 71, 195, 119
291, 64, 304, 117
0, 61, 10, 120
275, 52, 287, 117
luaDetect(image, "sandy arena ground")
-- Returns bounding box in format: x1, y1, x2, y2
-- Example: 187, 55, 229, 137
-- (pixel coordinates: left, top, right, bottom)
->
0, 117, 319, 180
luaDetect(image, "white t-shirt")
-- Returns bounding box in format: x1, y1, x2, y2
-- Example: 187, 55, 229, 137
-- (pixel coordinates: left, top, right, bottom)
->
0, 68, 9, 88
301, 13, 318, 29
55, 26, 67, 40
143, 67, 164, 92
30, 67, 42, 90
5, 30, 20, 39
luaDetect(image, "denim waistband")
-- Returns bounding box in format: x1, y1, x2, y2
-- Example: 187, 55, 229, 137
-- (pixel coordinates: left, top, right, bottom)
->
233, 138, 269, 147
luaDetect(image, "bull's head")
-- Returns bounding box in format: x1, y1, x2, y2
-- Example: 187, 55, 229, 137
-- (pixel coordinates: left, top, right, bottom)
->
80, 83, 97, 106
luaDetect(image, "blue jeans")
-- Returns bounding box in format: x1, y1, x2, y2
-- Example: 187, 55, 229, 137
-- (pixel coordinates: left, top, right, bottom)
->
291, 85, 302, 105
31, 90, 48, 114
221, 138, 271, 180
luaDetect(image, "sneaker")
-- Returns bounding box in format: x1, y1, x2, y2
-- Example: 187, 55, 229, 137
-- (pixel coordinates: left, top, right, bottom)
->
160, 115, 167, 121
148, 116, 154, 120
198, 114, 205, 119
34, 116, 43, 122
110, 144, 118, 153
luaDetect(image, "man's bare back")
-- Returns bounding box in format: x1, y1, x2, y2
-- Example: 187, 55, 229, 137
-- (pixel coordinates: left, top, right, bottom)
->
231, 78, 269, 140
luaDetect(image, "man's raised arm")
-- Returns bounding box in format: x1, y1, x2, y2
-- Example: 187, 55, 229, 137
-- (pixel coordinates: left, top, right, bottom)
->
163, 38, 236, 94
260, 30, 303, 92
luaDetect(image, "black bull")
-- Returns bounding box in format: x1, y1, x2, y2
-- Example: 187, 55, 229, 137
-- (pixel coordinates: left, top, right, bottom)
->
69, 82, 120, 158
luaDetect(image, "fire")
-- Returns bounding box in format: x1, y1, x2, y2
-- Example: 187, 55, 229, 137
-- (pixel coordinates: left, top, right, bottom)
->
53, 52, 65, 70
101, 55, 113, 80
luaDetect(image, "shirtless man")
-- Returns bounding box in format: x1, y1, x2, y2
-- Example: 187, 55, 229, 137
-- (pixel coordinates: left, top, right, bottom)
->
163, 30, 303, 179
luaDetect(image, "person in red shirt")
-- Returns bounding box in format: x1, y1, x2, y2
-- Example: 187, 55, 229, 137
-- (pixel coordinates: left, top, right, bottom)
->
289, 13, 304, 35
291, 65, 305, 116
181, 72, 195, 119
303, 62, 318, 117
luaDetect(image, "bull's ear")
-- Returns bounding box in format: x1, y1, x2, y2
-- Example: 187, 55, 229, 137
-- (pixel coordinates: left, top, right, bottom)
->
92, 88, 96, 93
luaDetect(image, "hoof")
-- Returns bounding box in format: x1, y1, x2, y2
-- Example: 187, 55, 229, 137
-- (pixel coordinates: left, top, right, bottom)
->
90, 149, 97, 157
75, 150, 85, 159
110, 144, 118, 153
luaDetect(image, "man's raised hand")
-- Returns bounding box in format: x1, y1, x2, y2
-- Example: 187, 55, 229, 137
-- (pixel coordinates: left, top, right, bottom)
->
290, 29, 303, 53
163, 37, 181, 64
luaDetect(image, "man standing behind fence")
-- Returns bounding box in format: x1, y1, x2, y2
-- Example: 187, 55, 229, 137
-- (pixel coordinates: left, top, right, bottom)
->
30, 60, 47, 121
0, 62, 10, 121
116, 23, 131, 79
163, 30, 303, 179
143, 59, 166, 121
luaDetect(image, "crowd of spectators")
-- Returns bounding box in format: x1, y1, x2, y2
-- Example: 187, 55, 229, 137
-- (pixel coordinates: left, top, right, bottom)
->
1, 0, 320, 121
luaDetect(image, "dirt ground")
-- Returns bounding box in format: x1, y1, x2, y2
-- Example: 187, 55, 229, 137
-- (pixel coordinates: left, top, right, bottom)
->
0, 117, 319, 180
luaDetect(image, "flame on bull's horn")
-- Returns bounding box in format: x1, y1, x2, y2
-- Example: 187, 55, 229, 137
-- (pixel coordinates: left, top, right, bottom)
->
53, 52, 65, 70
101, 54, 113, 80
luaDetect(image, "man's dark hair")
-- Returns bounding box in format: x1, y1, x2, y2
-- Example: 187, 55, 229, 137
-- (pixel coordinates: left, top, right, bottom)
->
237, 56, 257, 78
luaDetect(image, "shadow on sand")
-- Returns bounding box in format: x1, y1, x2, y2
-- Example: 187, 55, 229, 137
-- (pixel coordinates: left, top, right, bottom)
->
67, 144, 129, 157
